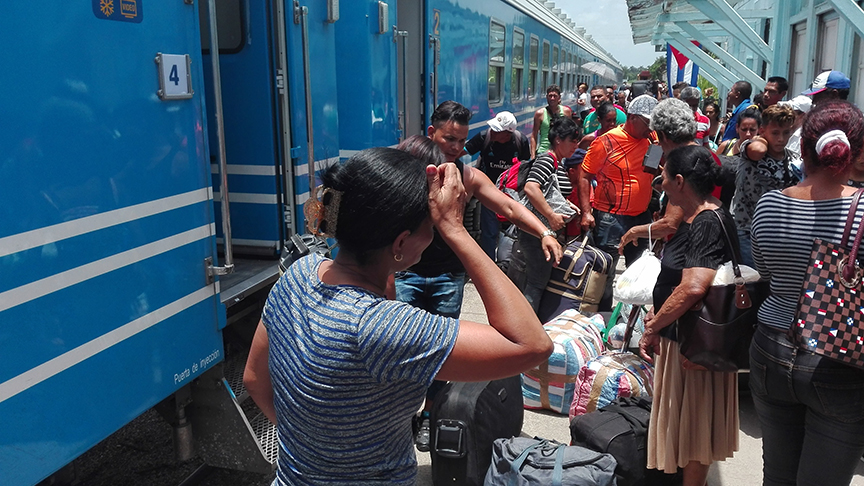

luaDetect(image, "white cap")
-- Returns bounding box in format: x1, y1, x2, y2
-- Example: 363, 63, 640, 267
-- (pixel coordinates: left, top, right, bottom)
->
487, 111, 517, 132
779, 95, 812, 114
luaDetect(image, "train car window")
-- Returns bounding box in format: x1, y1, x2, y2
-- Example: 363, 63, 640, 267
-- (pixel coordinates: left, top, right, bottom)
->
512, 29, 525, 102
488, 20, 506, 105
552, 45, 559, 89
199, 0, 244, 53
529, 36, 539, 99
542, 41, 550, 92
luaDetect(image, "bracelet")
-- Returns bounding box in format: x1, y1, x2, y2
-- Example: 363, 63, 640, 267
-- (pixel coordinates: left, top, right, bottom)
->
541, 229, 556, 238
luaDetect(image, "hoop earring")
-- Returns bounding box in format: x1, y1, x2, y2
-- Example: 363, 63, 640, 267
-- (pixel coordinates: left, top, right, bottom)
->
394, 254, 403, 262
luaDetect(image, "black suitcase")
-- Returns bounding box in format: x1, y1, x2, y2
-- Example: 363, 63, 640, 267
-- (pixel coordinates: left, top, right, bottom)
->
569, 397, 682, 486
537, 235, 613, 322
430, 375, 524, 486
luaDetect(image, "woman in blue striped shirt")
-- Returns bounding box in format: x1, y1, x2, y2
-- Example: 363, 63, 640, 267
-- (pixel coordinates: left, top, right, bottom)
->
750, 100, 864, 486
243, 147, 552, 486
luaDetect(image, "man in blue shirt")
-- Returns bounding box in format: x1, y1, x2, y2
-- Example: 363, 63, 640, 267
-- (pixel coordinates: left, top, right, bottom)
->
721, 81, 753, 142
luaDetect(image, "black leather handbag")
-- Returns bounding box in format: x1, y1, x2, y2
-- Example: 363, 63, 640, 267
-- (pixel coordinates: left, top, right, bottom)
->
677, 210, 769, 372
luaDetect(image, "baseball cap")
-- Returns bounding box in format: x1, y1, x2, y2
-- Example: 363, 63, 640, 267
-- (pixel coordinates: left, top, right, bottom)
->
802, 70, 851, 96
487, 111, 517, 132
779, 95, 812, 113
628, 95, 658, 121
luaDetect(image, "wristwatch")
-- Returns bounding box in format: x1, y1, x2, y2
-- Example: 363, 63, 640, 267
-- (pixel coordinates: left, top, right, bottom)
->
541, 229, 556, 238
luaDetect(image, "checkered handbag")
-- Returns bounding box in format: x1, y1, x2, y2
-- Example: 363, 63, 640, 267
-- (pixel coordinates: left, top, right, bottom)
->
794, 188, 864, 370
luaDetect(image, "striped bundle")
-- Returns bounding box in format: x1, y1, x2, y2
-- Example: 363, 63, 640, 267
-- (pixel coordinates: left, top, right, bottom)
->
522, 310, 605, 414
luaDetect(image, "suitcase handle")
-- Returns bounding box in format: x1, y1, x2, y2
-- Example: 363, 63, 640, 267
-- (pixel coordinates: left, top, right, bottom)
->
434, 419, 467, 459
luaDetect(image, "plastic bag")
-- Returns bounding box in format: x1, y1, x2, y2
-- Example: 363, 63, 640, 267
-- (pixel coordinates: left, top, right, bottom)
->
711, 261, 762, 285
613, 248, 661, 305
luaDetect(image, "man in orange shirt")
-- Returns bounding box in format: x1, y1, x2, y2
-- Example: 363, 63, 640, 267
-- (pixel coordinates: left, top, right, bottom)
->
576, 94, 658, 310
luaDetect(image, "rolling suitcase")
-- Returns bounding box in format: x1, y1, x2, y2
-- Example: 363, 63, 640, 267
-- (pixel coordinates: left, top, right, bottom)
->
429, 375, 523, 486
537, 235, 613, 323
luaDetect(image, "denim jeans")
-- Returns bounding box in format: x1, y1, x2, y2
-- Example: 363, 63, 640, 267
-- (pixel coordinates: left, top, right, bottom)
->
592, 209, 650, 311
480, 204, 501, 261
395, 270, 466, 402
508, 230, 553, 312
749, 325, 864, 486
394, 271, 466, 319
737, 229, 755, 268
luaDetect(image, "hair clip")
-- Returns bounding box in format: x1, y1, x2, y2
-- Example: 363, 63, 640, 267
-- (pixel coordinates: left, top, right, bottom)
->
304, 185, 343, 237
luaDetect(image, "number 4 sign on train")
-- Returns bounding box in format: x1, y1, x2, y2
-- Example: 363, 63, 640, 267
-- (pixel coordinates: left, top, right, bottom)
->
156, 53, 193, 100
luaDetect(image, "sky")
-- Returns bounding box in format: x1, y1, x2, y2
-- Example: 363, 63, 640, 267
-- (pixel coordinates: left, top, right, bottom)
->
555, 0, 662, 69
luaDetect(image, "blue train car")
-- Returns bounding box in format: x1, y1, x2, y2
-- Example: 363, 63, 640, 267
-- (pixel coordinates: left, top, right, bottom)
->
0, 1, 620, 483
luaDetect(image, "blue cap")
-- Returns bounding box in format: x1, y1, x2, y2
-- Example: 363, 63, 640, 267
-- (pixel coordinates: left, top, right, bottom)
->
802, 70, 851, 96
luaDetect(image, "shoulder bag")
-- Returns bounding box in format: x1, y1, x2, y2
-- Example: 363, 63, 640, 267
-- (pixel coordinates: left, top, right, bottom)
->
793, 188, 864, 370
677, 210, 770, 372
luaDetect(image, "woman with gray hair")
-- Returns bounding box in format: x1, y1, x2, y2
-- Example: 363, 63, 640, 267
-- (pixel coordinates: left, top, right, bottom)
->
619, 98, 704, 249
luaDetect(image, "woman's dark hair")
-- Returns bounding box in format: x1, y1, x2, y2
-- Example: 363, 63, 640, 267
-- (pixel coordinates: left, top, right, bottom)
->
664, 145, 731, 198
595, 102, 617, 124
548, 116, 580, 147
319, 147, 429, 264
704, 100, 720, 120
738, 105, 762, 127
396, 135, 445, 167
801, 100, 864, 175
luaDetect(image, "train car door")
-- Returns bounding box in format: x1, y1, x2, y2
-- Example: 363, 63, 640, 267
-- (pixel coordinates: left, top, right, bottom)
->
397, 0, 426, 138
0, 2, 224, 484
200, 0, 289, 256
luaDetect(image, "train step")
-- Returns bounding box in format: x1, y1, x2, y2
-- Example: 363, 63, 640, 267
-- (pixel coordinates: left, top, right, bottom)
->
187, 356, 278, 474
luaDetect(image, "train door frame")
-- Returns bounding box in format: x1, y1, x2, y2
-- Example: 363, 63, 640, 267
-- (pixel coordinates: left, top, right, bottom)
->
397, 0, 426, 138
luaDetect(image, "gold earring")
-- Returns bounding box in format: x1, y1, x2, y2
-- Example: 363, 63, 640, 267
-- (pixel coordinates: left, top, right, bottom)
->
394, 254, 403, 262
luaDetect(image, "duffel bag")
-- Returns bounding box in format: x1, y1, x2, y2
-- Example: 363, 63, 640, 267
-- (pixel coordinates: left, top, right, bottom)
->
485, 437, 617, 486
537, 236, 613, 323
570, 397, 651, 486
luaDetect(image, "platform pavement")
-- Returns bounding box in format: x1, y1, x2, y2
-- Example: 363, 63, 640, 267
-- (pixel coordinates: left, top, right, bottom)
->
415, 281, 864, 485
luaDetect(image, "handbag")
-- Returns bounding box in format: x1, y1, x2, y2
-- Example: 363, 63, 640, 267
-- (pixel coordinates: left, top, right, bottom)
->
484, 437, 617, 486
793, 188, 864, 370
677, 210, 770, 372
517, 154, 576, 229
613, 224, 661, 306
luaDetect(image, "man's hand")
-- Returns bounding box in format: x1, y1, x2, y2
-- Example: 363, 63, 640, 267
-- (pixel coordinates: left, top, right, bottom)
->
580, 212, 595, 235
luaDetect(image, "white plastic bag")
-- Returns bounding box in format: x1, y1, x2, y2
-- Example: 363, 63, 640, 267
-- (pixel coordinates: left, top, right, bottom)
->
614, 225, 662, 305
613, 248, 661, 305
711, 261, 762, 285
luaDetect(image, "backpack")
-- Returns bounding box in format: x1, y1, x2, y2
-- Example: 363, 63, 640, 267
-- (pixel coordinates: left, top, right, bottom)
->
494, 153, 559, 223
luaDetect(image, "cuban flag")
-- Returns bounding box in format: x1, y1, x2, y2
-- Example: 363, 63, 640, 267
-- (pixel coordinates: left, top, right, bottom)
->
667, 43, 700, 95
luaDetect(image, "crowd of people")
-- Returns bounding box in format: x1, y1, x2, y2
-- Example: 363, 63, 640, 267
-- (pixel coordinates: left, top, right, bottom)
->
241, 66, 864, 486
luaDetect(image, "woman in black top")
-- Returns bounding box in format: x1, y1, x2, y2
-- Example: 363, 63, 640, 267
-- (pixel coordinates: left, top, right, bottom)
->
638, 145, 738, 486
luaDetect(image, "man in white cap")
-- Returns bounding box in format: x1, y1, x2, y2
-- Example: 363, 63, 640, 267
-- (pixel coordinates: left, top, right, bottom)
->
803, 70, 851, 106
576, 94, 659, 310
464, 111, 531, 259
779, 95, 813, 175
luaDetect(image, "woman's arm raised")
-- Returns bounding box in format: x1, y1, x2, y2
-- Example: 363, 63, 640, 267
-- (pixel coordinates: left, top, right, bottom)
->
427, 164, 553, 381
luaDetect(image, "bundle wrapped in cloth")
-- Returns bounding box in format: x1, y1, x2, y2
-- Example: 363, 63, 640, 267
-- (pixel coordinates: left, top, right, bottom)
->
522, 310, 605, 414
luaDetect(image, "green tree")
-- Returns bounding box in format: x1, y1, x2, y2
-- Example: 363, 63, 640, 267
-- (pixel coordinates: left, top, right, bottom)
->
649, 56, 665, 81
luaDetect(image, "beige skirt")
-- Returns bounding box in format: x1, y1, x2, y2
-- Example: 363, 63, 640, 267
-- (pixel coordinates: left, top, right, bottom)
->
646, 337, 739, 472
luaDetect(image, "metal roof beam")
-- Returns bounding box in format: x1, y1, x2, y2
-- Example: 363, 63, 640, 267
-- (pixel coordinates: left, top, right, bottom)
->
825, 0, 864, 39
688, 0, 772, 61
674, 21, 764, 88
658, 9, 774, 23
